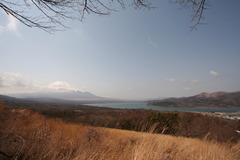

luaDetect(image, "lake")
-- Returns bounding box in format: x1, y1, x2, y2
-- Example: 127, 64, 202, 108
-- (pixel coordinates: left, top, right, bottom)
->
87, 101, 240, 113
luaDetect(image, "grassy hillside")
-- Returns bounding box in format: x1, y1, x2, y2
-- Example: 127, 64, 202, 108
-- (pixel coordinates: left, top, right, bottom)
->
40, 107, 240, 143
0, 102, 239, 160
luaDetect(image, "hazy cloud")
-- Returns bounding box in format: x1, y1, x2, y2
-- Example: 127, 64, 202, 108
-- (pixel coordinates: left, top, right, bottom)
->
0, 25, 4, 33
166, 78, 176, 82
72, 28, 88, 39
209, 70, 219, 78
183, 87, 192, 91
181, 79, 200, 92
0, 77, 3, 87
148, 36, 159, 49
190, 79, 199, 85
182, 78, 199, 84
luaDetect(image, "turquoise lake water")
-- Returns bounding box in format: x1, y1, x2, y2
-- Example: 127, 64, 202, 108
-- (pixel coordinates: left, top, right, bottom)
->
87, 101, 240, 113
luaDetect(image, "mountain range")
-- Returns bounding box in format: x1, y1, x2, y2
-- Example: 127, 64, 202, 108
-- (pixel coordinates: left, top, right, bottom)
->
148, 91, 240, 108
10, 90, 100, 100
0, 90, 123, 105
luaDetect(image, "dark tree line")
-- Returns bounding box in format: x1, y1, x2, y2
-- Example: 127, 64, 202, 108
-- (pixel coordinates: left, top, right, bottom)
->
0, 0, 208, 32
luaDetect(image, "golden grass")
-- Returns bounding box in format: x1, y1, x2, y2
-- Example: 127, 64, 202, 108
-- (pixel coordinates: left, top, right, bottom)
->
0, 103, 239, 160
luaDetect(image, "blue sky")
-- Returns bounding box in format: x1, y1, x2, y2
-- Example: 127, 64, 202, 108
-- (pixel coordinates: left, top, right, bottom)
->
0, 0, 240, 100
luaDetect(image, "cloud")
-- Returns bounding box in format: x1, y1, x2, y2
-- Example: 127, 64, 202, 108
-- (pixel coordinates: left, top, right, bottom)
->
0, 72, 30, 88
7, 15, 18, 32
0, 72, 81, 94
166, 78, 176, 82
209, 70, 219, 78
47, 81, 79, 92
0, 14, 20, 35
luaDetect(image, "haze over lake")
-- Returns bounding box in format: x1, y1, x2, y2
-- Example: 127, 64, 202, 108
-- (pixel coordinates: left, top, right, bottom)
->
87, 101, 240, 113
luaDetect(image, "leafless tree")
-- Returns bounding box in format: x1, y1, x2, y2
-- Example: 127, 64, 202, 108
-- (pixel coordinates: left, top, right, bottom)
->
0, 0, 208, 32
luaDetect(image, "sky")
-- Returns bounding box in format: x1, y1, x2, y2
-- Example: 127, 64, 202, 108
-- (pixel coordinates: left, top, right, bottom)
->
0, 0, 240, 100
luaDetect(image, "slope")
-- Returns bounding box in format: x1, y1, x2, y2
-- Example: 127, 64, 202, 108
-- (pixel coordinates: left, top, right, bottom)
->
0, 102, 239, 160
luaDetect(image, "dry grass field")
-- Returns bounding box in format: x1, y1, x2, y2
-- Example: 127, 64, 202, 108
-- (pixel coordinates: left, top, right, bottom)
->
0, 102, 239, 160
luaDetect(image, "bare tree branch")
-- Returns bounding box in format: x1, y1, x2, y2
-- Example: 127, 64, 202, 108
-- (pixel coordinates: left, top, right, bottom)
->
171, 0, 209, 30
134, 0, 151, 8
0, 0, 151, 32
0, 0, 208, 32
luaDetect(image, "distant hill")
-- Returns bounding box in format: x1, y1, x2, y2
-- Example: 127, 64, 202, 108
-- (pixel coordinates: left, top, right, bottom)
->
148, 91, 240, 108
0, 95, 22, 102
